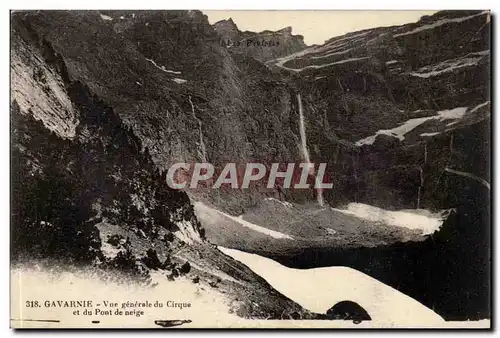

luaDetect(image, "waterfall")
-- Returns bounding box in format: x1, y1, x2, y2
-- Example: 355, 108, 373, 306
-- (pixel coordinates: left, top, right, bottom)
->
297, 93, 311, 164
424, 143, 428, 164
420, 143, 428, 209
297, 93, 324, 207
316, 183, 325, 207
188, 95, 207, 162
417, 167, 424, 209
353, 150, 359, 202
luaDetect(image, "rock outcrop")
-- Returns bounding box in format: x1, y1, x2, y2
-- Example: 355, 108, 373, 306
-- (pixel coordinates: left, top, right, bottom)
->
214, 19, 307, 62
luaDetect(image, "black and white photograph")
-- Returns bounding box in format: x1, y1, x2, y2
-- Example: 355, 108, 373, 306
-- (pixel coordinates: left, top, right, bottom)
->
9, 8, 491, 329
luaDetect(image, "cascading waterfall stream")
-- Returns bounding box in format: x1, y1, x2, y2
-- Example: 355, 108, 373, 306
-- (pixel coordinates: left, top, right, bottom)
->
297, 93, 324, 207
417, 167, 424, 209
189, 95, 207, 162
297, 93, 311, 164
418, 143, 428, 210
353, 151, 359, 202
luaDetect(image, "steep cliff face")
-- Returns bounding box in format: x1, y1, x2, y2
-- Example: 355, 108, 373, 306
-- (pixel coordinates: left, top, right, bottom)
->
13, 11, 310, 214
13, 9, 490, 213
265, 10, 490, 210
10, 13, 314, 320
11, 18, 204, 262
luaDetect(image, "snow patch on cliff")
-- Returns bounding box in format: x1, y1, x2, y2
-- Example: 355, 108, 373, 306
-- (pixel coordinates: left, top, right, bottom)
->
444, 167, 490, 190
310, 48, 353, 59
356, 116, 436, 145
438, 107, 468, 120
145, 57, 182, 75
325, 30, 371, 47
355, 106, 470, 146
286, 56, 372, 72
394, 11, 489, 37
172, 78, 187, 84
469, 101, 490, 113
410, 51, 489, 78
173, 220, 202, 244
99, 13, 113, 21
420, 132, 441, 137
194, 202, 294, 240
331, 203, 453, 235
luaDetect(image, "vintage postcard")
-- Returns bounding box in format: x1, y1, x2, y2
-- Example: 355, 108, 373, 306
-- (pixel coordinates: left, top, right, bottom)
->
10, 9, 491, 328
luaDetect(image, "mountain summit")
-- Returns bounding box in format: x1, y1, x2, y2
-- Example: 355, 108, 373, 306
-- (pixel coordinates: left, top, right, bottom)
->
213, 18, 307, 61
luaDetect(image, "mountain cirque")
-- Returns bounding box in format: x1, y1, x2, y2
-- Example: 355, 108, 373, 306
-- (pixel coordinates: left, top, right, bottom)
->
10, 10, 490, 322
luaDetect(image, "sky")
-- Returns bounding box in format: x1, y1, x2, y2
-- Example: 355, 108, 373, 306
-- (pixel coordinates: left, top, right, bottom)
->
204, 11, 438, 45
